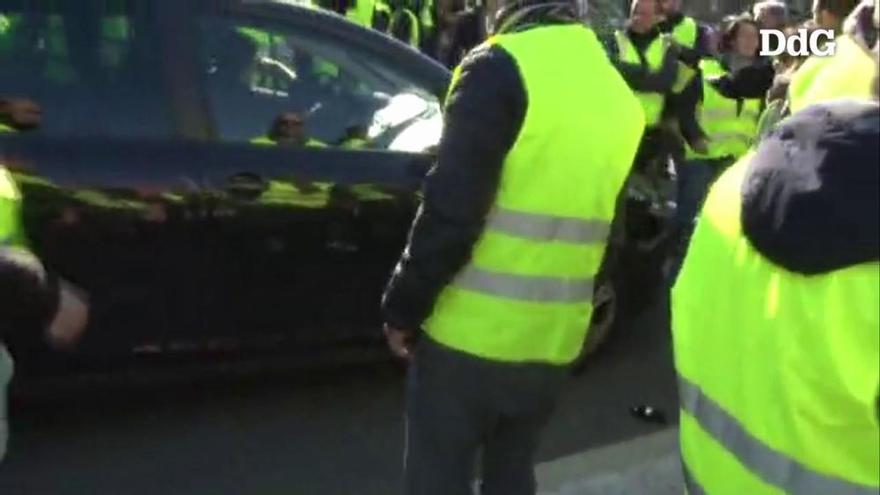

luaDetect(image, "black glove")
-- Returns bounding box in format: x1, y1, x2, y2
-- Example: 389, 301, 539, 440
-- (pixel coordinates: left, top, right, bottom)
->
676, 45, 702, 68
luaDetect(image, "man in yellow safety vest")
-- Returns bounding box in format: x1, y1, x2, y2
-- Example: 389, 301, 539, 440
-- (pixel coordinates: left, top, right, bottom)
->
381, 0, 645, 492
672, 75, 879, 495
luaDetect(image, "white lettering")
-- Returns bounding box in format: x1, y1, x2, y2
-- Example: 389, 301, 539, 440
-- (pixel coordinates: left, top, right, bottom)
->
787, 29, 810, 56
759, 29, 786, 56
759, 28, 837, 57
809, 29, 837, 56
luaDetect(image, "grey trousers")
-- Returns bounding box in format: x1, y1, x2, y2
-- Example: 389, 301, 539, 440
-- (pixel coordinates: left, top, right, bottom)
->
404, 337, 569, 495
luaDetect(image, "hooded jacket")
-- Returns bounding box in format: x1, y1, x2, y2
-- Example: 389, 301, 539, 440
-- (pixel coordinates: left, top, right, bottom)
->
741, 99, 879, 275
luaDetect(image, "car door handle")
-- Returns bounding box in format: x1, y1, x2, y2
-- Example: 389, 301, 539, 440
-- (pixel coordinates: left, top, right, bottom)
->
225, 173, 268, 201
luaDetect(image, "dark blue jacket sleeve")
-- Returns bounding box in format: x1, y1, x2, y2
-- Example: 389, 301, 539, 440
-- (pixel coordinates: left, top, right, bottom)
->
611, 44, 681, 94
381, 45, 527, 331
0, 247, 59, 342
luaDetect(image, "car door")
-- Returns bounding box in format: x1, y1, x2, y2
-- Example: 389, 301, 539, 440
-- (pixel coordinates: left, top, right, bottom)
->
188, 3, 446, 350
0, 0, 207, 368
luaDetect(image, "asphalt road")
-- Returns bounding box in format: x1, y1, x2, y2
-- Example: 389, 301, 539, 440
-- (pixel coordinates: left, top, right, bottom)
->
0, 296, 678, 495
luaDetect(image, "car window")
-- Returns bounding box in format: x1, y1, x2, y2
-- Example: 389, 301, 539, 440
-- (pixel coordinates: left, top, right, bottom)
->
0, 0, 173, 138
197, 16, 442, 152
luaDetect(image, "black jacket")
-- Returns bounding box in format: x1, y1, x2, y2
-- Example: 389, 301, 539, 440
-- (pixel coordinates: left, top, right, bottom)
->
677, 58, 775, 147
0, 247, 59, 342
608, 28, 681, 95
382, 10, 584, 331
608, 27, 702, 151
658, 13, 710, 63
742, 100, 879, 274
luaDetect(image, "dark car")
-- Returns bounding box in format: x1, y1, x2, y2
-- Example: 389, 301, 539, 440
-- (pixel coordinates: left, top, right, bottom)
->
1, 0, 668, 376
0, 0, 448, 374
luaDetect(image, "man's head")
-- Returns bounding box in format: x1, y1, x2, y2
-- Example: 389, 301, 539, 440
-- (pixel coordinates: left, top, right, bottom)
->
0, 98, 42, 131
489, 0, 589, 34
269, 112, 307, 146
813, 0, 860, 30
629, 0, 659, 33
657, 0, 681, 18
753, 0, 788, 30
720, 15, 761, 57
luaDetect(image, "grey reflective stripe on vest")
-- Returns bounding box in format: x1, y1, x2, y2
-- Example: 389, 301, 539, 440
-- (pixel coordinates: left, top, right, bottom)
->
454, 266, 593, 303
485, 208, 610, 244
679, 375, 878, 495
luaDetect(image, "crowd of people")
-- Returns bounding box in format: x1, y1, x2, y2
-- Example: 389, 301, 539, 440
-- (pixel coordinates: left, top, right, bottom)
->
603, 0, 878, 279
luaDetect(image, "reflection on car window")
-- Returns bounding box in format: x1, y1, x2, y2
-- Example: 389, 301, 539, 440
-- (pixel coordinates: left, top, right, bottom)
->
198, 17, 441, 152
0, 1, 172, 138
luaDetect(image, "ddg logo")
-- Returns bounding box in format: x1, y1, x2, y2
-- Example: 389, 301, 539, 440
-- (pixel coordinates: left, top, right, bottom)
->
759, 28, 837, 57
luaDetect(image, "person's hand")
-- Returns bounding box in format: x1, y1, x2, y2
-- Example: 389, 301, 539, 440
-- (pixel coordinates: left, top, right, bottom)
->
383, 324, 415, 360
691, 137, 710, 155
0, 97, 42, 130
46, 280, 89, 350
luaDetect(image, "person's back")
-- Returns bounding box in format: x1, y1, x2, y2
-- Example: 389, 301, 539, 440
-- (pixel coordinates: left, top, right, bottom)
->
672, 98, 880, 493
423, 21, 645, 364
789, 0, 875, 112
381, 2, 645, 493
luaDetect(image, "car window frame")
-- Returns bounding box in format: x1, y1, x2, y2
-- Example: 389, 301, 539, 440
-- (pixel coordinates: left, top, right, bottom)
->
185, 0, 450, 143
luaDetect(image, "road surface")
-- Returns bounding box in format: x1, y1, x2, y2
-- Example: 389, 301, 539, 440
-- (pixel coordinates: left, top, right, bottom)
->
0, 296, 678, 495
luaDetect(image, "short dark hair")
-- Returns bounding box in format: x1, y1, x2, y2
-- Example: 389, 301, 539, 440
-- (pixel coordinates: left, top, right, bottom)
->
753, 1, 788, 20
720, 14, 759, 52
630, 0, 661, 15
815, 0, 860, 18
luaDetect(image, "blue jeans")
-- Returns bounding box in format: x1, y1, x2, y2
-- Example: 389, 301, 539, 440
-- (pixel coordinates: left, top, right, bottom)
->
675, 158, 730, 230
669, 158, 732, 283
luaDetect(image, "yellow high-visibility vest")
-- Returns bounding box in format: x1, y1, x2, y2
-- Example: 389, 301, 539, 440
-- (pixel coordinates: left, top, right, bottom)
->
673, 153, 880, 495
426, 25, 645, 364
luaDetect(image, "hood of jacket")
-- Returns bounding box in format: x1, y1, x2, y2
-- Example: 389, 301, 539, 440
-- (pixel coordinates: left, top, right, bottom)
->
741, 99, 879, 275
